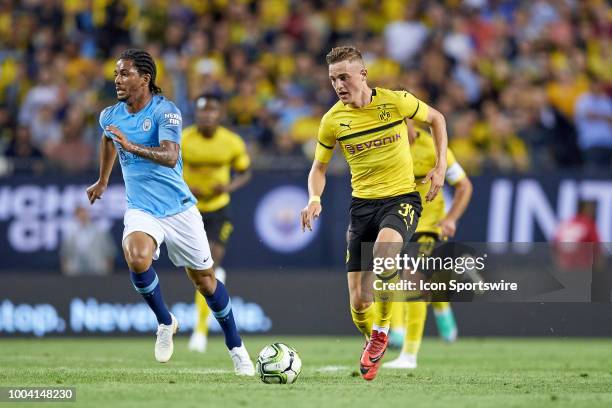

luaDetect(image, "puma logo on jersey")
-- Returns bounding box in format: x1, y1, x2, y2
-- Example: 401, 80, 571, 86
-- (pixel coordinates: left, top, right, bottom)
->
339, 121, 352, 131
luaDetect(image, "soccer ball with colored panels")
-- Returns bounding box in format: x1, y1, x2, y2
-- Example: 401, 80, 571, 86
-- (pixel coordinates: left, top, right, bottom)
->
256, 343, 302, 384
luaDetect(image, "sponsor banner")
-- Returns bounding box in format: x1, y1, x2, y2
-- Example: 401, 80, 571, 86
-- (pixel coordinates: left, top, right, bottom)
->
0, 175, 127, 268
0, 272, 353, 337
0, 172, 610, 270
2, 273, 612, 337
459, 175, 612, 243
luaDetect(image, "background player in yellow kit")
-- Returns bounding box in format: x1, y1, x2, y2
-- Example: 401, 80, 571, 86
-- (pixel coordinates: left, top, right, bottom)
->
181, 94, 252, 352
300, 46, 449, 381
385, 120, 473, 369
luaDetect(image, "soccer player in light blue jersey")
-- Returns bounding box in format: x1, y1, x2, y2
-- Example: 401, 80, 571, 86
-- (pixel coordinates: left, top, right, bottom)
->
86, 49, 254, 375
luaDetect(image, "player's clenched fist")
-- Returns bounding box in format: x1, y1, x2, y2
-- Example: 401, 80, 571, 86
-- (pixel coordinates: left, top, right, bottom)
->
300, 201, 322, 232
86, 180, 107, 204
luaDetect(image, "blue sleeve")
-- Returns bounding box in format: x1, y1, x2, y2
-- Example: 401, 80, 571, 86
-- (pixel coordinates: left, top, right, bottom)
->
99, 107, 113, 138
155, 101, 182, 143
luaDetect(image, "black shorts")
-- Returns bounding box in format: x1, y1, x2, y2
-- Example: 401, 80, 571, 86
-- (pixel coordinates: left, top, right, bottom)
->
405, 232, 442, 280
346, 191, 422, 272
201, 206, 234, 245
408, 233, 476, 295
410, 232, 472, 259
410, 232, 441, 255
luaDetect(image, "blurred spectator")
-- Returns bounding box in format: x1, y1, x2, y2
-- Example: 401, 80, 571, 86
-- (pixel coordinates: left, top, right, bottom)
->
474, 101, 530, 173
34, 0, 64, 30
519, 88, 580, 170
18, 67, 60, 126
228, 80, 263, 126
362, 37, 401, 88
0, 104, 16, 151
546, 67, 589, 121
30, 104, 62, 150
449, 110, 483, 175
452, 57, 482, 105
271, 131, 304, 159
60, 206, 117, 276
384, 3, 429, 66
4, 126, 45, 174
45, 105, 94, 172
574, 77, 612, 171
553, 200, 602, 271
96, 0, 133, 58
443, 15, 475, 64
0, 0, 609, 175
276, 83, 312, 131
528, 0, 560, 39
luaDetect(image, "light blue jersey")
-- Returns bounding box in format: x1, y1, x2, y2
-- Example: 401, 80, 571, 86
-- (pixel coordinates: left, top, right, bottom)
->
99, 95, 196, 217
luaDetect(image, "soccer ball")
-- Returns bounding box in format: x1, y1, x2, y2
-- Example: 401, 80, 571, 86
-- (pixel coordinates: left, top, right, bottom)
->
256, 343, 302, 384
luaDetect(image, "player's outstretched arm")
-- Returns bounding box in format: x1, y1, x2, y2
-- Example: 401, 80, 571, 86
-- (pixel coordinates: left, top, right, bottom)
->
105, 125, 179, 168
219, 169, 252, 194
87, 134, 117, 204
300, 160, 327, 232
422, 108, 448, 202
438, 176, 473, 239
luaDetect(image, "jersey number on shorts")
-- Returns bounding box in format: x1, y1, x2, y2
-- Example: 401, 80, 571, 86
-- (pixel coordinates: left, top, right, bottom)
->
398, 203, 415, 230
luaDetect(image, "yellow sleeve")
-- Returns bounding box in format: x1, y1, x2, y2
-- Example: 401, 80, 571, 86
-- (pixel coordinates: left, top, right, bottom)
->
314, 115, 335, 163
395, 90, 430, 123
508, 135, 528, 161
445, 148, 467, 186
231, 135, 251, 172
180, 127, 195, 163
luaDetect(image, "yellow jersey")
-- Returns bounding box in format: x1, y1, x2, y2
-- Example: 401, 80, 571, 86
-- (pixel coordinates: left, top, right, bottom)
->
181, 125, 250, 213
410, 126, 466, 235
314, 87, 430, 199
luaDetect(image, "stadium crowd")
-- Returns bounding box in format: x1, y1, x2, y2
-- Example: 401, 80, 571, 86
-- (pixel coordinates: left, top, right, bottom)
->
0, 0, 610, 175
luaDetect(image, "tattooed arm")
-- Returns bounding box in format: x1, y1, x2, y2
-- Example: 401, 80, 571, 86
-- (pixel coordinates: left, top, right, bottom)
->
105, 125, 179, 168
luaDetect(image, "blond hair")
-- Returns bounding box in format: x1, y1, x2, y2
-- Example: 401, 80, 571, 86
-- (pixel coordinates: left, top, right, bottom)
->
325, 45, 364, 65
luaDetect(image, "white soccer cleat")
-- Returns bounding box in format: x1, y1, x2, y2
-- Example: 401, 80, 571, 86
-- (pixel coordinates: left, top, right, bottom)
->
188, 331, 208, 353
383, 352, 417, 369
229, 343, 255, 376
155, 313, 179, 363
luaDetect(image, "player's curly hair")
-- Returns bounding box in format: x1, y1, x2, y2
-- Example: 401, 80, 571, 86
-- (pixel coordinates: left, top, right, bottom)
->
119, 49, 162, 94
325, 45, 364, 65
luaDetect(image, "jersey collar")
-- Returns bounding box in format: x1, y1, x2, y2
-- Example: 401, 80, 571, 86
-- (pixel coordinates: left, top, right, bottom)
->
345, 87, 377, 110
121, 94, 156, 115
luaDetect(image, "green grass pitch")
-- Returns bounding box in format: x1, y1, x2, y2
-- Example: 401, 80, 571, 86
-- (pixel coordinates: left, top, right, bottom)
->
1, 336, 612, 407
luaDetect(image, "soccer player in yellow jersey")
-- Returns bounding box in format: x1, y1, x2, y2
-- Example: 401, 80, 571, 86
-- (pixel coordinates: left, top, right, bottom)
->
384, 120, 473, 370
181, 94, 251, 352
300, 46, 449, 381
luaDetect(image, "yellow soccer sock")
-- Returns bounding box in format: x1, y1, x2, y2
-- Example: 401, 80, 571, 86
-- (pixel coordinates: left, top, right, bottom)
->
373, 272, 400, 332
431, 301, 450, 313
350, 303, 374, 339
194, 290, 211, 335
390, 301, 405, 331
402, 301, 427, 355
373, 301, 392, 333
